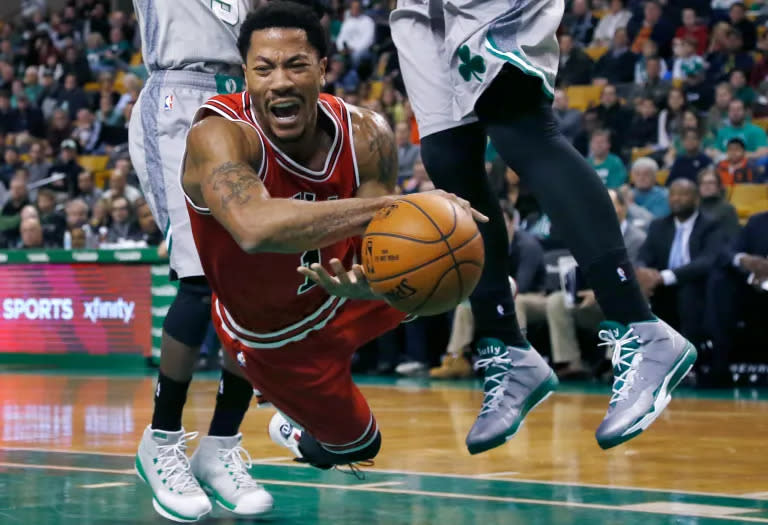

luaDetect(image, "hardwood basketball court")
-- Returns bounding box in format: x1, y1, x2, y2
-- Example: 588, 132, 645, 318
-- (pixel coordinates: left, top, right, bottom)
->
1, 370, 767, 524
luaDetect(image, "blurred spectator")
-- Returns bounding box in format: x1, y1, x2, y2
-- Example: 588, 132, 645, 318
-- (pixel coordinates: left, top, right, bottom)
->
594, 84, 632, 153
714, 99, 768, 159
574, 109, 601, 155
324, 54, 356, 95
35, 188, 66, 246
0, 146, 22, 187
671, 37, 705, 85
716, 137, 762, 184
545, 188, 646, 378
71, 108, 104, 153
47, 139, 82, 196
706, 29, 753, 84
1, 174, 30, 217
89, 198, 110, 236
588, 129, 627, 188
70, 227, 88, 249
728, 3, 755, 52
593, 28, 635, 84
0, 90, 21, 134
562, 0, 598, 46
106, 26, 133, 65
697, 169, 740, 238
103, 164, 142, 204
58, 73, 90, 119
620, 184, 655, 232
75, 170, 103, 209
380, 86, 404, 127
592, 0, 631, 47
729, 69, 754, 106
22, 66, 42, 102
86, 3, 111, 42
631, 156, 670, 217
47, 109, 73, 154
657, 88, 687, 149
635, 179, 721, 345
64, 197, 97, 248
19, 216, 48, 249
632, 55, 670, 107
705, 83, 733, 135
628, 1, 675, 57
61, 45, 92, 85
105, 196, 141, 244
667, 129, 713, 185
25, 142, 51, 187
553, 89, 582, 142
556, 34, 593, 86
706, 212, 768, 385
628, 97, 659, 148
674, 8, 708, 56
504, 205, 548, 337
401, 157, 434, 194
15, 93, 45, 138
37, 71, 61, 120
395, 122, 419, 186
335, 1, 375, 67
137, 202, 163, 246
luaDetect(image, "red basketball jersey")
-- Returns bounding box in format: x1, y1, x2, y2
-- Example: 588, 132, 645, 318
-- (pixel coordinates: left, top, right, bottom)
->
185, 92, 364, 349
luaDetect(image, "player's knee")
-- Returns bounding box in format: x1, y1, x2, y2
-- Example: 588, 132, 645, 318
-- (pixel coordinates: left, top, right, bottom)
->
163, 277, 212, 347
298, 430, 382, 468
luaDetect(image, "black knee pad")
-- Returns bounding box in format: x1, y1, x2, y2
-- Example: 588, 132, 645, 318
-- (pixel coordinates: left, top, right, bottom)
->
298, 431, 382, 469
162, 277, 212, 347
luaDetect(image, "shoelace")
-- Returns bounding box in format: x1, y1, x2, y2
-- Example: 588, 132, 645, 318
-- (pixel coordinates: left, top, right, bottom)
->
334, 460, 375, 481
598, 328, 642, 404
156, 431, 200, 494
474, 353, 512, 416
218, 445, 262, 490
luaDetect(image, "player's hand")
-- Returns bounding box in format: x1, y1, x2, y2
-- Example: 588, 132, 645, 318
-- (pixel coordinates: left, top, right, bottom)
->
297, 258, 380, 301
425, 189, 489, 223
577, 290, 597, 309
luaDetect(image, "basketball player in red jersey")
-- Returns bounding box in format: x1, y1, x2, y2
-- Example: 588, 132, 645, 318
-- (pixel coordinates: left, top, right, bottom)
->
181, 1, 485, 468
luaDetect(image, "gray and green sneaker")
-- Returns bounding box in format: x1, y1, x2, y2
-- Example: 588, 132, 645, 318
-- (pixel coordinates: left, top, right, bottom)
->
465, 338, 559, 455
595, 318, 697, 450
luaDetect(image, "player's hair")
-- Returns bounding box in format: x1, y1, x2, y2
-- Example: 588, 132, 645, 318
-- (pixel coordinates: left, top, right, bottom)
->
237, 1, 328, 62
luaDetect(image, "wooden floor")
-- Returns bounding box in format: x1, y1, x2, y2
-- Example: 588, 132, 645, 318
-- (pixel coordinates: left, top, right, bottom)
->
1, 370, 768, 524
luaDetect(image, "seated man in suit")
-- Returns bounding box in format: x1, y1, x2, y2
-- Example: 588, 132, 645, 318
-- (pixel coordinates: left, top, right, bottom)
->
705, 211, 768, 386
635, 179, 722, 345
545, 188, 647, 378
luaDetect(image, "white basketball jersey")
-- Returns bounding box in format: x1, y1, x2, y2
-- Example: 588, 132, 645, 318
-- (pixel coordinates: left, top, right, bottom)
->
132, 0, 253, 73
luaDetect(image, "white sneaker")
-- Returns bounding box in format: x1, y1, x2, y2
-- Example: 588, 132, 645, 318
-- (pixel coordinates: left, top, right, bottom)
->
190, 433, 273, 516
268, 412, 303, 458
135, 426, 212, 523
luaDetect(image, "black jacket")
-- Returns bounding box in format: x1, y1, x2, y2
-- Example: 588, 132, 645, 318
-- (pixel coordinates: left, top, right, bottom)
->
639, 212, 722, 284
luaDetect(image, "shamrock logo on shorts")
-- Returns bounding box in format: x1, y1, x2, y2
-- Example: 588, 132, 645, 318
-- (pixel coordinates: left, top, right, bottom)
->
458, 45, 486, 82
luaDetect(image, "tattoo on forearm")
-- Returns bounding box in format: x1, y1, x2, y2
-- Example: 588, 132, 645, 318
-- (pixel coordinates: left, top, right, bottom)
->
208, 161, 261, 209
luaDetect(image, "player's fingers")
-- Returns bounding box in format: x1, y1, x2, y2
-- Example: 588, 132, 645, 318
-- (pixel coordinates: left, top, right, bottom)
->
351, 264, 367, 283
296, 266, 321, 284
470, 207, 489, 222
310, 263, 341, 288
329, 259, 352, 285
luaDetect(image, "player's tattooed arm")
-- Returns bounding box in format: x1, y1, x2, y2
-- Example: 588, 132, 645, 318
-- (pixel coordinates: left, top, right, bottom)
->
350, 105, 398, 197
183, 114, 394, 255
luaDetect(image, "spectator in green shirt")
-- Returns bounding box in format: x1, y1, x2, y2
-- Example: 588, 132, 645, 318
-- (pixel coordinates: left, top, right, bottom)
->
588, 129, 628, 188
714, 98, 768, 159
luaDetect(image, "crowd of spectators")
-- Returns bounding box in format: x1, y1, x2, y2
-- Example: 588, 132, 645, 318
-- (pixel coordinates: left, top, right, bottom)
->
0, 0, 765, 384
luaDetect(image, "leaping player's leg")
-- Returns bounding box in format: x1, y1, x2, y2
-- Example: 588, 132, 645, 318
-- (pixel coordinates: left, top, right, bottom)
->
390, 4, 558, 456
466, 2, 695, 448
129, 75, 270, 522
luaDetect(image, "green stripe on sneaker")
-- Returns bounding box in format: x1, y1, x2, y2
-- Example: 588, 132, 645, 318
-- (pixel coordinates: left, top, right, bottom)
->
199, 480, 237, 511
135, 456, 202, 522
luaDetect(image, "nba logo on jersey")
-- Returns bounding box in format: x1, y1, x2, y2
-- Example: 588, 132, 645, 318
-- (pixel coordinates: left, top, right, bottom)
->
617, 267, 627, 282
237, 351, 246, 367
163, 94, 174, 111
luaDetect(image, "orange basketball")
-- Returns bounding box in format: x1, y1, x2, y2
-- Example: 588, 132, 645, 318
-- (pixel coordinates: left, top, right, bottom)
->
362, 193, 485, 316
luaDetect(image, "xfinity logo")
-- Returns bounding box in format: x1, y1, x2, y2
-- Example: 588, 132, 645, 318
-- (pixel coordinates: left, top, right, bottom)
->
83, 297, 135, 324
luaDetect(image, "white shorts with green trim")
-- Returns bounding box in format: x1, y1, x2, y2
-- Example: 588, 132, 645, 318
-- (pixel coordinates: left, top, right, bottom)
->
390, 0, 562, 139
128, 70, 243, 279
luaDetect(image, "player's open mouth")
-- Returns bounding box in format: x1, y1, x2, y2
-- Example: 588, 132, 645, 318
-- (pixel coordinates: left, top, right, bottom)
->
270, 101, 301, 122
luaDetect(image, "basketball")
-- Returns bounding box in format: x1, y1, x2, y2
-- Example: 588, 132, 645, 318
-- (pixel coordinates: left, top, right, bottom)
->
362, 193, 485, 316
